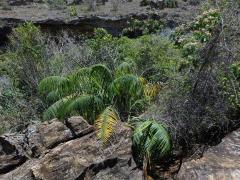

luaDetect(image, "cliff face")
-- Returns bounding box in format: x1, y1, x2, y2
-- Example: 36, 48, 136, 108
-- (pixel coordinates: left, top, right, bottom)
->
0, 117, 142, 180
0, 0, 203, 44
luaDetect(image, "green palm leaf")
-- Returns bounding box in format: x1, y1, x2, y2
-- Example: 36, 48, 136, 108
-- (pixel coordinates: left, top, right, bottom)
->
45, 90, 62, 103
115, 62, 134, 78
110, 74, 144, 117
132, 120, 172, 163
39, 76, 70, 95
90, 64, 113, 90
67, 94, 104, 124
68, 67, 92, 93
43, 95, 74, 121
95, 106, 120, 145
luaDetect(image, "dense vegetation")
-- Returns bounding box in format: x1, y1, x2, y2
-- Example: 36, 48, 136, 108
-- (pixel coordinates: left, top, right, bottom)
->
0, 0, 240, 177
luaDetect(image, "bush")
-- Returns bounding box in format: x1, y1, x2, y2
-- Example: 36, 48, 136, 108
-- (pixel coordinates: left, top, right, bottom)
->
172, 9, 220, 66
0, 76, 41, 134
5, 22, 47, 93
122, 18, 163, 37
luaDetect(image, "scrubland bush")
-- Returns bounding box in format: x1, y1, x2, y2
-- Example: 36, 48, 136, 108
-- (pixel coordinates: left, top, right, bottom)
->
171, 8, 220, 67
122, 18, 163, 37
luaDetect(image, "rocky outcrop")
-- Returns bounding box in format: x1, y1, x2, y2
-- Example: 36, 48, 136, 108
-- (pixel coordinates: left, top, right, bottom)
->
0, 134, 27, 174
0, 116, 142, 180
0, 0, 203, 44
178, 128, 240, 180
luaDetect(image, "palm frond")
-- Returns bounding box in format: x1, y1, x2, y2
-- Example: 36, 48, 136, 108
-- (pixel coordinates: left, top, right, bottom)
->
139, 77, 147, 86
111, 74, 144, 98
90, 64, 113, 90
115, 62, 134, 77
45, 90, 62, 103
144, 83, 161, 100
68, 67, 92, 93
43, 95, 74, 121
111, 74, 144, 115
132, 120, 172, 163
39, 76, 70, 97
95, 106, 120, 145
67, 94, 104, 124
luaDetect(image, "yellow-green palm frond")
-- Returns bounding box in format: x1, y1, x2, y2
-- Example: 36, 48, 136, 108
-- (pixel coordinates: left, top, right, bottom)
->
144, 83, 161, 100
139, 77, 147, 86
95, 106, 120, 145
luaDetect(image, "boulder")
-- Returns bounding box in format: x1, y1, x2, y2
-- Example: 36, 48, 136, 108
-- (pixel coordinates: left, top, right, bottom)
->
178, 128, 240, 179
0, 134, 27, 174
66, 116, 94, 137
30, 123, 140, 179
0, 117, 142, 179
23, 117, 93, 157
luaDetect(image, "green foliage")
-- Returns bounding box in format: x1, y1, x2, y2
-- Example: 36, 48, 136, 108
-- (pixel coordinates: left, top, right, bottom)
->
4, 22, 49, 92
69, 5, 78, 16
116, 35, 183, 82
132, 119, 172, 169
39, 63, 149, 123
0, 81, 40, 133
220, 61, 240, 109
163, 0, 178, 8
86, 29, 182, 82
172, 9, 220, 65
122, 18, 163, 37
111, 74, 144, 117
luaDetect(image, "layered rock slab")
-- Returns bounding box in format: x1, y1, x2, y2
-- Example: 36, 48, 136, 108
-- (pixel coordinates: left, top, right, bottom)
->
178, 128, 240, 180
0, 117, 141, 180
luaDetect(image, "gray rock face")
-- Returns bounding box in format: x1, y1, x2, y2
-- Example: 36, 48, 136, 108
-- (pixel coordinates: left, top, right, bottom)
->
178, 128, 240, 180
7, 0, 43, 6
0, 117, 141, 180
0, 134, 27, 174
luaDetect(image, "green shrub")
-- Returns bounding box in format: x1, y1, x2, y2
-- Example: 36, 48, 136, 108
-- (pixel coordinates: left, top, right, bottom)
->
0, 81, 41, 134
122, 18, 163, 37
172, 9, 220, 66
69, 5, 78, 16
220, 61, 240, 109
5, 22, 47, 92
164, 0, 178, 8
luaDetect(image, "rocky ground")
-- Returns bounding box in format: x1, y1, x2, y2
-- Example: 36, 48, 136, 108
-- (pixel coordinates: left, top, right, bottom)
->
0, 116, 142, 180
0, 116, 239, 180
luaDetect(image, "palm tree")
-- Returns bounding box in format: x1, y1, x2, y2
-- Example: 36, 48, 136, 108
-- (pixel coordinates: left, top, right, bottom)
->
39, 63, 146, 121
39, 62, 161, 144
39, 63, 170, 173
131, 119, 172, 179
